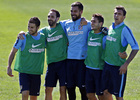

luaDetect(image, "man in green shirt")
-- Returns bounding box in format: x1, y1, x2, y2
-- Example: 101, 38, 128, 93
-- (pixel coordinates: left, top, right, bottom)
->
7, 17, 46, 100
102, 6, 139, 100
18, 9, 68, 100
40, 9, 68, 100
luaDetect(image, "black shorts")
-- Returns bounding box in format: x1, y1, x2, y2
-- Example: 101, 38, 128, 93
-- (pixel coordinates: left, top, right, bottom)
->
85, 68, 103, 95
66, 59, 86, 88
101, 62, 127, 97
45, 60, 66, 87
19, 73, 41, 96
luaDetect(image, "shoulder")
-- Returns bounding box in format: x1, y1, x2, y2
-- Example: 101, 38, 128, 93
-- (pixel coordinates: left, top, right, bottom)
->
40, 26, 49, 31
39, 31, 45, 36
123, 25, 132, 32
65, 20, 73, 24
122, 25, 132, 36
87, 21, 91, 26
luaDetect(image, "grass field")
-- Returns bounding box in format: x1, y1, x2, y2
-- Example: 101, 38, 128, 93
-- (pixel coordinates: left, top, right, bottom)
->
0, 0, 140, 100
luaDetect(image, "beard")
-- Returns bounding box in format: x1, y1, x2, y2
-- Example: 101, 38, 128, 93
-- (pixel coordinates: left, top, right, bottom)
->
71, 14, 81, 21
29, 29, 38, 35
48, 19, 56, 27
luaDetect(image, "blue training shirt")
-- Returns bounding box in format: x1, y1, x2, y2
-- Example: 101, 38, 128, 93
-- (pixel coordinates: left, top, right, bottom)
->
14, 32, 41, 51
112, 22, 139, 50
61, 18, 91, 59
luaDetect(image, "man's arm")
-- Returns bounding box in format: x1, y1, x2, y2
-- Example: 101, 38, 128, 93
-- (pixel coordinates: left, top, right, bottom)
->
119, 49, 139, 75
17, 31, 26, 40
7, 47, 18, 77
119, 26, 139, 74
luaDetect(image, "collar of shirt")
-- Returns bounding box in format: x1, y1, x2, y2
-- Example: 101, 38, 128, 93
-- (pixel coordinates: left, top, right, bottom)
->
112, 22, 124, 29
31, 32, 40, 40
73, 18, 81, 24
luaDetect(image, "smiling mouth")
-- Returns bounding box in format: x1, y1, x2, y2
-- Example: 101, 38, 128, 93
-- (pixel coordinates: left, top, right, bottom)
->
72, 15, 76, 17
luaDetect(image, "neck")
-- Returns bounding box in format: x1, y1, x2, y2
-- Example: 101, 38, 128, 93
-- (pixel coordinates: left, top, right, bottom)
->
50, 24, 56, 28
32, 32, 38, 36
93, 29, 101, 34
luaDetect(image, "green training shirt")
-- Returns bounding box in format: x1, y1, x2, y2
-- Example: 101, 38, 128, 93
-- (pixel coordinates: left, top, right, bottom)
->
104, 24, 127, 66
41, 23, 68, 64
14, 32, 46, 75
85, 30, 105, 70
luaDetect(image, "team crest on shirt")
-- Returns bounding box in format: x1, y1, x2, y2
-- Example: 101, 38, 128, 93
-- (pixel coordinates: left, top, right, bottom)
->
78, 25, 83, 30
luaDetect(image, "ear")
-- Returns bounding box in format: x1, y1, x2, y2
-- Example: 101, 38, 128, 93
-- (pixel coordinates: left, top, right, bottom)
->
37, 26, 40, 30
99, 22, 103, 27
56, 17, 59, 22
80, 10, 83, 14
123, 16, 126, 19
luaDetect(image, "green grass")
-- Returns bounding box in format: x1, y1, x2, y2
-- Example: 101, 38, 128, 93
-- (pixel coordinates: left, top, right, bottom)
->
0, 0, 140, 99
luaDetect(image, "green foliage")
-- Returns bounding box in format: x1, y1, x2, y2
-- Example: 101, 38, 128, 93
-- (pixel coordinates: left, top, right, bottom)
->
0, 0, 140, 99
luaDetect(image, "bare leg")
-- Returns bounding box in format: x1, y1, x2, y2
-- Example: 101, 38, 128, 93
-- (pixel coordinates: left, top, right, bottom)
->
116, 97, 124, 100
22, 90, 29, 100
60, 86, 67, 100
30, 96, 37, 100
103, 90, 113, 100
87, 93, 97, 100
97, 95, 104, 100
45, 87, 53, 100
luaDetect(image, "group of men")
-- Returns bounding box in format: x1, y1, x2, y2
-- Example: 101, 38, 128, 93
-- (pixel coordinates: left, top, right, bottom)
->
7, 1, 139, 100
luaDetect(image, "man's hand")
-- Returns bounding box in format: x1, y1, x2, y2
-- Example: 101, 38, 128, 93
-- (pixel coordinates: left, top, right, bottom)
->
119, 62, 128, 75
101, 27, 108, 35
17, 31, 26, 40
7, 66, 14, 77
119, 52, 127, 59
80, 17, 87, 26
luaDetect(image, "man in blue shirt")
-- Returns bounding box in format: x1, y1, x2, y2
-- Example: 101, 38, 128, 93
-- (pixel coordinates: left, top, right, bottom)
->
64, 2, 91, 100
102, 6, 139, 100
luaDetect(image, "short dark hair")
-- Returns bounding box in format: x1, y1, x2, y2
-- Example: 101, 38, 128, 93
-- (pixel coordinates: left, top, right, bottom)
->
29, 17, 40, 27
71, 2, 83, 11
115, 5, 126, 16
50, 9, 60, 18
92, 13, 104, 24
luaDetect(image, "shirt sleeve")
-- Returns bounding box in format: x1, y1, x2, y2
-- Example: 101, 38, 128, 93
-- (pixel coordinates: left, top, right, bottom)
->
14, 35, 26, 51
87, 21, 91, 31
60, 20, 70, 34
121, 26, 139, 50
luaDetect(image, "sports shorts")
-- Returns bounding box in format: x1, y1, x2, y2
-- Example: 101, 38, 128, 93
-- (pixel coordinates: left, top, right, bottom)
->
45, 60, 66, 87
19, 73, 41, 96
85, 68, 103, 95
101, 62, 127, 97
66, 59, 86, 88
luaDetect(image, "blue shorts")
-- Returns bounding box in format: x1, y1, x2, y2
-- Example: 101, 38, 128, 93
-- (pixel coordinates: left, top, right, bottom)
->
66, 59, 86, 88
19, 73, 41, 96
101, 63, 127, 97
85, 68, 103, 95
45, 60, 66, 87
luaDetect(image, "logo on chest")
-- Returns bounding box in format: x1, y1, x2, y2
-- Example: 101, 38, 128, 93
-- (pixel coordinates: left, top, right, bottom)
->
48, 30, 58, 37
90, 37, 100, 41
